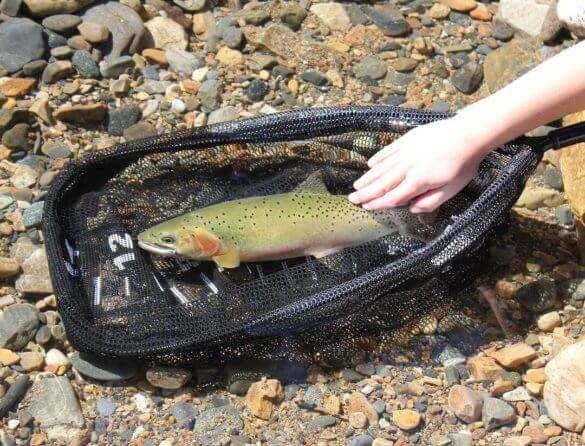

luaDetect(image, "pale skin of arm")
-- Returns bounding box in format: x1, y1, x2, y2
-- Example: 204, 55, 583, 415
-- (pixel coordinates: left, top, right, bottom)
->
349, 39, 585, 213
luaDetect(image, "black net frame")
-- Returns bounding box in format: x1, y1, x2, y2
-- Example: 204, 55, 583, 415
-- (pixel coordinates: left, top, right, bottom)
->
42, 105, 543, 364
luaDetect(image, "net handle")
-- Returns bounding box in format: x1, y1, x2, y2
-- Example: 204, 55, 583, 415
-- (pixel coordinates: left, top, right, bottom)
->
525, 120, 585, 151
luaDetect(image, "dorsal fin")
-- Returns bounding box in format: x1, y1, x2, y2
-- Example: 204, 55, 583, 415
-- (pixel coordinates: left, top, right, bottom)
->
293, 171, 330, 194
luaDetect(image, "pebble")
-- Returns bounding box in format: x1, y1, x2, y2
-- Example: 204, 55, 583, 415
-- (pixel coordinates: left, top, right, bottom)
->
216, 47, 244, 67
503, 436, 532, 446
28, 376, 84, 432
123, 121, 157, 141
245, 378, 284, 420
69, 351, 137, 381
41, 60, 74, 84
146, 366, 192, 389
353, 55, 387, 80
366, 4, 410, 37
348, 392, 378, 425
71, 50, 100, 79
171, 402, 198, 429
450, 61, 483, 94
492, 343, 537, 369
78, 21, 109, 43
502, 386, 531, 402
96, 397, 116, 416
516, 279, 557, 313
45, 348, 69, 367
246, 79, 268, 101
301, 70, 330, 86
522, 425, 548, 443
108, 105, 141, 136
0, 303, 39, 350
482, 398, 517, 431
42, 14, 82, 33
100, 56, 135, 78
448, 385, 483, 423
194, 406, 243, 446
207, 105, 238, 125
166, 48, 202, 75
349, 411, 368, 429
392, 409, 421, 430
310, 3, 350, 31
537, 311, 561, 332
19, 352, 44, 371
0, 18, 45, 73
307, 415, 338, 431
2, 124, 31, 151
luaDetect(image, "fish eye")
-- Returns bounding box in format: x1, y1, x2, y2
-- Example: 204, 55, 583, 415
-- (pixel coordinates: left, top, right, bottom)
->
161, 236, 176, 244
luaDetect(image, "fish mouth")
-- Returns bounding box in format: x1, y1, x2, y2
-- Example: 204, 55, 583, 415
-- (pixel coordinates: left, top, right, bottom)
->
137, 240, 177, 257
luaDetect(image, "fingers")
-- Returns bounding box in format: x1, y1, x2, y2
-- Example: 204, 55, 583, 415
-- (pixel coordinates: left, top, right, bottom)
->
349, 167, 405, 205
354, 155, 400, 190
409, 181, 462, 213
362, 178, 424, 210
368, 142, 400, 167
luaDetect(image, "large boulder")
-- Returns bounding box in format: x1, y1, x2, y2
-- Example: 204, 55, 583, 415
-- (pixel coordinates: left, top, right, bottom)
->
23, 0, 96, 16
497, 0, 549, 37
0, 18, 45, 73
560, 111, 585, 262
544, 340, 585, 432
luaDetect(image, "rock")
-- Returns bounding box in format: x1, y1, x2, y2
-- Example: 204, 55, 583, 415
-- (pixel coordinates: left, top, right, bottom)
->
166, 49, 202, 75
522, 425, 547, 443
516, 279, 557, 313
70, 352, 137, 381
192, 11, 216, 40
96, 398, 116, 417
145, 16, 187, 50
19, 351, 44, 371
428, 3, 451, 19
279, 4, 306, 30
23, 0, 95, 16
307, 415, 338, 432
216, 47, 244, 66
0, 19, 45, 73
22, 202, 45, 229
2, 124, 30, 151
42, 14, 81, 33
0, 303, 39, 350
310, 3, 350, 31
23, 60, 48, 77
107, 105, 142, 136
349, 411, 368, 429
560, 111, 585, 261
349, 435, 374, 446
492, 344, 537, 369
77, 22, 109, 43
100, 55, 135, 78
348, 392, 378, 425
557, 0, 585, 39
504, 436, 532, 446
544, 340, 585, 432
194, 406, 243, 445
83, 2, 145, 60
197, 78, 221, 111
222, 26, 243, 49
502, 386, 531, 401
484, 38, 541, 93
394, 57, 418, 73
0, 0, 21, 16
517, 186, 563, 209
541, 0, 563, 43
365, 4, 410, 36
353, 55, 387, 80
245, 378, 284, 420
543, 166, 564, 191
0, 258, 19, 278
71, 50, 100, 78
537, 311, 562, 332
173, 0, 204, 12
51, 45, 74, 59
233, 4, 270, 26
41, 61, 74, 84
448, 385, 483, 423
27, 376, 84, 440
439, 0, 476, 12
392, 409, 421, 430
146, 367, 192, 389
470, 3, 491, 21
0, 109, 30, 134
170, 402, 198, 428
54, 103, 107, 124
142, 48, 167, 65
468, 356, 504, 380
498, 0, 549, 37
0, 348, 20, 365
300, 70, 330, 86
451, 62, 483, 94
67, 35, 91, 51
45, 348, 69, 367
245, 79, 268, 101
123, 121, 157, 141
0, 78, 36, 98
482, 398, 517, 431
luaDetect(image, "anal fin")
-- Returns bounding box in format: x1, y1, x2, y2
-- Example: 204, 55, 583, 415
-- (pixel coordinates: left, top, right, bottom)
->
213, 249, 241, 268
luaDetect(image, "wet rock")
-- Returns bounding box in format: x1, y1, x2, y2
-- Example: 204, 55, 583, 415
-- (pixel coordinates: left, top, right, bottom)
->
171, 402, 198, 428
516, 279, 557, 313
348, 392, 378, 425
145, 16, 188, 50
107, 105, 141, 136
78, 22, 109, 43
42, 14, 81, 33
492, 343, 537, 369
310, 3, 350, 31
0, 18, 45, 73
194, 406, 243, 445
365, 4, 410, 37
482, 398, 516, 431
83, 2, 145, 60
70, 351, 137, 381
23, 0, 95, 16
484, 38, 541, 93
0, 303, 40, 350
544, 340, 585, 432
448, 385, 483, 423
71, 50, 100, 79
245, 378, 284, 420
27, 376, 84, 441
54, 103, 107, 124
392, 409, 421, 430
146, 367, 192, 389
2, 124, 30, 151
353, 55, 387, 80
450, 61, 483, 94
498, 0, 549, 37
166, 48, 202, 75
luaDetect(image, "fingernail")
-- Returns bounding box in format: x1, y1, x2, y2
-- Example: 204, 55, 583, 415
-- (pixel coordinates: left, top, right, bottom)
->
353, 180, 363, 189
348, 193, 358, 203
362, 203, 372, 210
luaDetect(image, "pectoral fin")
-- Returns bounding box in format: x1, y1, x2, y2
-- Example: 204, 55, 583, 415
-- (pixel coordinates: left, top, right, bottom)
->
311, 247, 343, 259
293, 171, 330, 194
192, 228, 221, 256
213, 249, 241, 268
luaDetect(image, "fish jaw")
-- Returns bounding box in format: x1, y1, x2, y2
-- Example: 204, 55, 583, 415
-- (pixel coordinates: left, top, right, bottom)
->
137, 240, 178, 257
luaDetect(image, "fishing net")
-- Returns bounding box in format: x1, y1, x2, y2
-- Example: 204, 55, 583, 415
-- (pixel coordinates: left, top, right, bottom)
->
42, 105, 545, 365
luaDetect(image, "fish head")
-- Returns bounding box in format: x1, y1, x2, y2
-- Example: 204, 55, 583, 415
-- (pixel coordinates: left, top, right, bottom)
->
138, 219, 222, 260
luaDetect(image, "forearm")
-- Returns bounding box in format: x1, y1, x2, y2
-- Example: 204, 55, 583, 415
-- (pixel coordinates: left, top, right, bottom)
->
455, 39, 585, 155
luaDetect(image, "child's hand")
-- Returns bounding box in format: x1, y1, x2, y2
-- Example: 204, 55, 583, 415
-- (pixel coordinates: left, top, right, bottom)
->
348, 117, 488, 213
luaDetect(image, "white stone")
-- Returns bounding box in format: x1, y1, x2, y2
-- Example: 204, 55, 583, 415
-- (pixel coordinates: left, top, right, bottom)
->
191, 67, 209, 82
45, 348, 70, 367
537, 311, 562, 332
558, 0, 585, 38
498, 0, 549, 36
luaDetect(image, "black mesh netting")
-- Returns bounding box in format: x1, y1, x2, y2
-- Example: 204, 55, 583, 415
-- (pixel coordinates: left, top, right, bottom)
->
42, 106, 542, 365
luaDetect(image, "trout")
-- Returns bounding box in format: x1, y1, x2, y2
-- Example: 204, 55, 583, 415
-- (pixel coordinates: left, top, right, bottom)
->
137, 172, 436, 268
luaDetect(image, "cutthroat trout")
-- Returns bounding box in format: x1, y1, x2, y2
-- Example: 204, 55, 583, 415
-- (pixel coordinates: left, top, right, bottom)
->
137, 172, 436, 268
